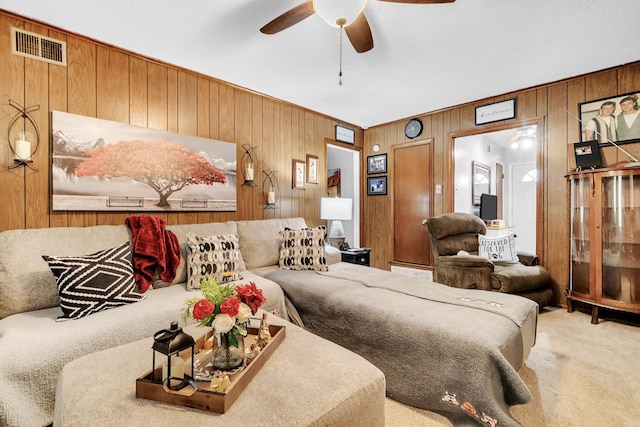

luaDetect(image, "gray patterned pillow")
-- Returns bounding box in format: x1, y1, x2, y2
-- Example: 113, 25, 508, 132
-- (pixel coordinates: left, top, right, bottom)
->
279, 226, 328, 271
42, 242, 145, 321
186, 233, 243, 290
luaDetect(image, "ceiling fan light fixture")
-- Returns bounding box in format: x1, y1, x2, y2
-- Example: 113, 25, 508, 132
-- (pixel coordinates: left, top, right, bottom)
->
313, 0, 369, 27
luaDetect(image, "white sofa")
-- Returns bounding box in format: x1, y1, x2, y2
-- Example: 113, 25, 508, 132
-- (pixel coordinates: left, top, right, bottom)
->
0, 217, 339, 427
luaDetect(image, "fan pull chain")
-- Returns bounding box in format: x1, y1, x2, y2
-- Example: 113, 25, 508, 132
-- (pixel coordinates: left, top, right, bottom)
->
339, 25, 343, 86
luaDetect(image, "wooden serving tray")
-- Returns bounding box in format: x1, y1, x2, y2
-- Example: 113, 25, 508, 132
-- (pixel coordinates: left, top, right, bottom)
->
136, 324, 285, 413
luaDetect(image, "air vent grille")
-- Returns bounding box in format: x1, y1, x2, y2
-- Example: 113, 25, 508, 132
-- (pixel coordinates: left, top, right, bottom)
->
11, 27, 67, 66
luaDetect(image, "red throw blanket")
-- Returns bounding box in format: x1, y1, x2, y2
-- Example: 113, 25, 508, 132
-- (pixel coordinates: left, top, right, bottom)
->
125, 215, 181, 293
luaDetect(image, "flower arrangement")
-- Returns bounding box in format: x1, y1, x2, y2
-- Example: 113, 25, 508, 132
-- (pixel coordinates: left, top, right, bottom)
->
182, 276, 266, 348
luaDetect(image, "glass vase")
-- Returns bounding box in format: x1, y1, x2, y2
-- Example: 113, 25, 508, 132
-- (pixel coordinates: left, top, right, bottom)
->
212, 331, 245, 371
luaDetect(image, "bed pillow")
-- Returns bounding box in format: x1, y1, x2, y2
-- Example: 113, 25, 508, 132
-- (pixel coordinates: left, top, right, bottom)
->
42, 242, 145, 321
477, 233, 519, 263
279, 226, 328, 271
186, 233, 243, 290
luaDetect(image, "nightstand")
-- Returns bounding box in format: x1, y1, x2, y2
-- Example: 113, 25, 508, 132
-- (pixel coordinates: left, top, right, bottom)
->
340, 248, 371, 266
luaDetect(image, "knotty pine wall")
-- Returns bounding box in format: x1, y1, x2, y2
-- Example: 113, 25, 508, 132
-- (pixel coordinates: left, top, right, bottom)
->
0, 11, 363, 232
362, 61, 640, 305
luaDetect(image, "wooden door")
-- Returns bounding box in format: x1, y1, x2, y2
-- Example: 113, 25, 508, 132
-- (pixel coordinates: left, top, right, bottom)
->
392, 140, 433, 265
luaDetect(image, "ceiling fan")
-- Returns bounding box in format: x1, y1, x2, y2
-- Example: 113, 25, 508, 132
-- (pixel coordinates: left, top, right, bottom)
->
260, 0, 456, 54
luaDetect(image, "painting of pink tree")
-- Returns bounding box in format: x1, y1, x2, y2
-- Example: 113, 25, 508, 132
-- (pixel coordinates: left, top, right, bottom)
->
51, 111, 237, 212
75, 140, 226, 208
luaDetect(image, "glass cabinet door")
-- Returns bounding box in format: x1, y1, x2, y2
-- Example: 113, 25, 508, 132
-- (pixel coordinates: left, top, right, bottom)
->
569, 177, 592, 296
600, 174, 640, 306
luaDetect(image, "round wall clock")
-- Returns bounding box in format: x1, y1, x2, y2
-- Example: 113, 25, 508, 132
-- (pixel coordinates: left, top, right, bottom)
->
404, 118, 423, 139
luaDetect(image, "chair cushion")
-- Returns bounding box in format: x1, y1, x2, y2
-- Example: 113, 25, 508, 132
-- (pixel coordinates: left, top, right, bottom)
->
427, 212, 486, 240
491, 264, 551, 293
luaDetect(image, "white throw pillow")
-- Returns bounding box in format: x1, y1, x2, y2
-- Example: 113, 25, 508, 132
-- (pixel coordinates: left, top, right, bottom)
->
477, 233, 518, 263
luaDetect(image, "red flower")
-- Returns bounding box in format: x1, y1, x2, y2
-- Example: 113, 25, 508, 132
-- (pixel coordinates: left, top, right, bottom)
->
236, 281, 266, 314
192, 299, 215, 321
220, 296, 241, 317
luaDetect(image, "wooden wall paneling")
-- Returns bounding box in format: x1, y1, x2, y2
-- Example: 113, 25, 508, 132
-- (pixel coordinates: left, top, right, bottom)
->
47, 28, 70, 228
545, 82, 569, 303
67, 37, 96, 117
163, 68, 180, 225
147, 63, 168, 132
23, 22, 50, 229
282, 104, 295, 218
234, 89, 255, 220
566, 78, 585, 170
93, 46, 131, 227
252, 94, 270, 220
618, 62, 640, 94
129, 57, 148, 128
516, 89, 538, 121
67, 36, 98, 228
176, 71, 198, 225
0, 14, 26, 231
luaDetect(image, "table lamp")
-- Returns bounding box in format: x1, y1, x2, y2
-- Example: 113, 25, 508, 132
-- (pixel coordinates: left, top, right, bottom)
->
320, 197, 352, 248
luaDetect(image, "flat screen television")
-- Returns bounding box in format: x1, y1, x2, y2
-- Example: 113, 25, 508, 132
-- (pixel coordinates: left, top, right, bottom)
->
479, 193, 498, 223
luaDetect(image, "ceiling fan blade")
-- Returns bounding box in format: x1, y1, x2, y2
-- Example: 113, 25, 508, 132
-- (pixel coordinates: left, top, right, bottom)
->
345, 13, 374, 53
260, 1, 315, 34
377, 0, 455, 4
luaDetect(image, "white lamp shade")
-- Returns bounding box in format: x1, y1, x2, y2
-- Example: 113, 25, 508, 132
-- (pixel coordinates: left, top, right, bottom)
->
321, 197, 352, 221
313, 0, 368, 27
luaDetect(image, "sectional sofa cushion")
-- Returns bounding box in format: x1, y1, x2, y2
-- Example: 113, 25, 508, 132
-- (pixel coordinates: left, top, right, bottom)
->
185, 232, 243, 290
42, 242, 145, 320
279, 226, 328, 271
235, 218, 307, 270
0, 225, 132, 320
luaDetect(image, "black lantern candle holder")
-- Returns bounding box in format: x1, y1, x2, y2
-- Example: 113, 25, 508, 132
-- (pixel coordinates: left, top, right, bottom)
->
152, 321, 196, 391
240, 144, 258, 187
263, 170, 279, 209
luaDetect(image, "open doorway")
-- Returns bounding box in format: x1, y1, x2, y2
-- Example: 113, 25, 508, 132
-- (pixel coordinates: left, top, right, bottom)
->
452, 120, 541, 255
327, 144, 360, 247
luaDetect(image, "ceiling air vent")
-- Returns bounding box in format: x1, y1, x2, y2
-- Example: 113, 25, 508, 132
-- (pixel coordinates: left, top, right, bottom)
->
11, 27, 67, 66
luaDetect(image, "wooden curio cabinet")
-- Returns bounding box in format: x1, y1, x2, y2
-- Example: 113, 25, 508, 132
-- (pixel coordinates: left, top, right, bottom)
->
567, 166, 640, 324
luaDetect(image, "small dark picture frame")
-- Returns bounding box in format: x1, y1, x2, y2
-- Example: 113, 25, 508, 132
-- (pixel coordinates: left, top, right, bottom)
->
573, 140, 602, 170
367, 176, 387, 196
367, 154, 387, 174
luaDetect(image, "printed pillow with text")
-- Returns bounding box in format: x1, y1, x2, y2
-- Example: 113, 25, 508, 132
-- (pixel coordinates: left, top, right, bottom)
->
477, 233, 519, 263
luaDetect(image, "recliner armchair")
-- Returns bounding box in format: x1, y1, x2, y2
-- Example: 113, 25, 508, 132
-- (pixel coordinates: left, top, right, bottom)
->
426, 212, 553, 307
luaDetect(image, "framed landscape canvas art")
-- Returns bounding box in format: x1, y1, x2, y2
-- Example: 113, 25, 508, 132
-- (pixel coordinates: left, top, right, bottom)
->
51, 111, 237, 211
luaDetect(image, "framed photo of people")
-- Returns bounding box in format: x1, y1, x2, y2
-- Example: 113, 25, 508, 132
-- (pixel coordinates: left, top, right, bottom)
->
578, 91, 640, 145
367, 176, 387, 196
367, 154, 387, 174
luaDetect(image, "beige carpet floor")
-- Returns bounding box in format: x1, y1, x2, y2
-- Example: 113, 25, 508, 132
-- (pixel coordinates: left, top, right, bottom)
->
384, 307, 640, 426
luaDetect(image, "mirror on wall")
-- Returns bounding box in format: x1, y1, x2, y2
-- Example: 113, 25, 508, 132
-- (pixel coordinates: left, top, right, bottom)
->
472, 161, 491, 206
453, 123, 539, 254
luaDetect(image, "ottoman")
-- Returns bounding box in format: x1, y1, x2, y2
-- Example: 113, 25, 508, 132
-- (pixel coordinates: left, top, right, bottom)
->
53, 315, 385, 426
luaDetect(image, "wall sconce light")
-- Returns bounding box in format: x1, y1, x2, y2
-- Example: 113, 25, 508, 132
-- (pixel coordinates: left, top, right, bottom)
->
263, 170, 279, 209
152, 322, 196, 391
7, 99, 40, 171
320, 197, 353, 248
240, 144, 258, 187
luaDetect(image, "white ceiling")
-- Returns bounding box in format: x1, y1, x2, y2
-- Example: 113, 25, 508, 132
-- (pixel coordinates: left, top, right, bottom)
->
2, 0, 639, 129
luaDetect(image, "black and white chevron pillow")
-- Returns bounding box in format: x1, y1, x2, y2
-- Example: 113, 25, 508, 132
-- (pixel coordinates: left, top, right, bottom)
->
42, 242, 145, 321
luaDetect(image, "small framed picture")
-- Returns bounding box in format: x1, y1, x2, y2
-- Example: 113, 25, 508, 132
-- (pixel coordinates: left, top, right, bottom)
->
292, 159, 306, 189
475, 98, 516, 126
306, 154, 319, 184
335, 124, 355, 144
367, 154, 387, 174
367, 176, 387, 196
